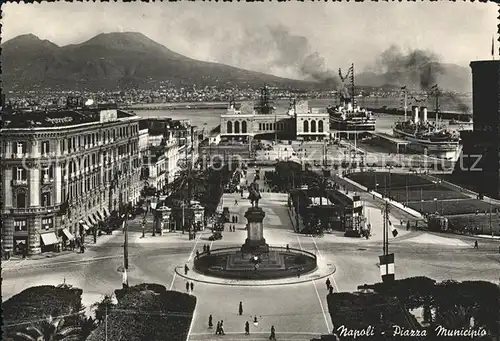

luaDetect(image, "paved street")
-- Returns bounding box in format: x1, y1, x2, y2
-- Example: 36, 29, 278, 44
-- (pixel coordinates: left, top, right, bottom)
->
3, 167, 500, 341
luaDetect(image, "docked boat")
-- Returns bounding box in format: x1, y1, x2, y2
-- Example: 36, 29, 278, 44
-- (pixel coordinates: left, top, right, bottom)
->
393, 106, 462, 160
328, 99, 376, 131
328, 63, 376, 133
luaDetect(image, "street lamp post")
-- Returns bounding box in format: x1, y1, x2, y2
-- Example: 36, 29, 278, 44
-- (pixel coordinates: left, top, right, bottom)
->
150, 197, 158, 237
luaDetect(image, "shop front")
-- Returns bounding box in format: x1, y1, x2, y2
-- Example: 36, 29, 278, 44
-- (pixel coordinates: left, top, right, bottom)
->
40, 231, 60, 253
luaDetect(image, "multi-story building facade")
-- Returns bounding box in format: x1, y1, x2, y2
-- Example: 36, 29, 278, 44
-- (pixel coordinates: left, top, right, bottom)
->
220, 100, 330, 142
1, 106, 141, 255
454, 60, 500, 198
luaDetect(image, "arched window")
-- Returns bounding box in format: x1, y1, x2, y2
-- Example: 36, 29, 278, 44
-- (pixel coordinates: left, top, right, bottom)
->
227, 121, 233, 134
242, 121, 247, 133
318, 120, 324, 132
259, 123, 262, 131
303, 120, 309, 133
311, 120, 317, 133
234, 121, 240, 134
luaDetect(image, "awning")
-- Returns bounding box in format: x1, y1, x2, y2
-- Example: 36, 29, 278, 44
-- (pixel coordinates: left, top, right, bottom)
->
40, 232, 59, 246
103, 207, 110, 217
93, 212, 102, 223
61, 228, 75, 240
88, 215, 97, 225
96, 210, 104, 221
79, 220, 90, 231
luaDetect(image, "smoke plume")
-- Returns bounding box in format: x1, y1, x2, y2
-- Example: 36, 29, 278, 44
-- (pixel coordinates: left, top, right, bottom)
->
374, 45, 444, 90
206, 24, 339, 86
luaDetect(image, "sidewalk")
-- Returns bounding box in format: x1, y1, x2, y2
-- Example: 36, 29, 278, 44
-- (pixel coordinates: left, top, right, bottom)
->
3, 230, 120, 269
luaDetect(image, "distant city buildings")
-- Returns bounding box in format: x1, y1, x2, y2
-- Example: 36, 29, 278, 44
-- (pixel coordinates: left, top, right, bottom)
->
1, 103, 141, 255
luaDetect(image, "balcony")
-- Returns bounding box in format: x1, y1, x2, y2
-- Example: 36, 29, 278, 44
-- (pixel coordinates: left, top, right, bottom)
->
42, 176, 54, 185
10, 204, 62, 215
11, 179, 28, 186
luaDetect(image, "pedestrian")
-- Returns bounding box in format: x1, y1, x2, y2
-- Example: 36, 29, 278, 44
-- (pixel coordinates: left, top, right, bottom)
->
203, 244, 207, 253
239, 301, 243, 315
235, 199, 238, 206
196, 250, 200, 259
245, 321, 250, 335
326, 278, 331, 290
184, 264, 189, 275
269, 325, 276, 340
209, 314, 213, 329
474, 240, 478, 249
190, 281, 194, 291
185, 281, 190, 292
220, 320, 225, 335
216, 321, 220, 335
207, 245, 210, 254
286, 244, 290, 252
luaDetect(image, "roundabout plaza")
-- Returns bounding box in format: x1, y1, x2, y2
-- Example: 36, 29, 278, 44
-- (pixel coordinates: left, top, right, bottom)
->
3, 167, 500, 341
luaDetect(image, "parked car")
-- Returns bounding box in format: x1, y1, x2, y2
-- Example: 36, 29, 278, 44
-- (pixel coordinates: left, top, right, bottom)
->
209, 232, 223, 241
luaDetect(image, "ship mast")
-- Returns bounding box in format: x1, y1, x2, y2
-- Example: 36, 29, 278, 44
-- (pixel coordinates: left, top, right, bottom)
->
404, 88, 408, 121
432, 84, 440, 125
350, 63, 355, 107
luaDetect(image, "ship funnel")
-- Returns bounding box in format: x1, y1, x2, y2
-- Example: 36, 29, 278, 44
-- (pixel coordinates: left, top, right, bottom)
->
420, 107, 428, 122
412, 106, 419, 123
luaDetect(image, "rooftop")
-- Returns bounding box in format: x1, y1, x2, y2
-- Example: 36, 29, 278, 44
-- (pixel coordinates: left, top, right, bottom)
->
0, 107, 135, 129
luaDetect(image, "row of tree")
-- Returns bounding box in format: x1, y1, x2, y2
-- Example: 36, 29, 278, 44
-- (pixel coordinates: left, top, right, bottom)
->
3, 283, 196, 341
327, 277, 500, 340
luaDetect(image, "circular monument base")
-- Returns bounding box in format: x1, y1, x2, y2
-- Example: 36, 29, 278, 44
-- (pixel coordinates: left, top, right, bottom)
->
193, 246, 318, 281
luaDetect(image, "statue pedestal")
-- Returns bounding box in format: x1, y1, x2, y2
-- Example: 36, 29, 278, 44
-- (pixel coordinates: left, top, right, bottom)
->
241, 207, 269, 254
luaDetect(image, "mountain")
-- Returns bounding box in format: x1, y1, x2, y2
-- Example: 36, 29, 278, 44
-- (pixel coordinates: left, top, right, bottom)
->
356, 63, 471, 93
1, 32, 317, 91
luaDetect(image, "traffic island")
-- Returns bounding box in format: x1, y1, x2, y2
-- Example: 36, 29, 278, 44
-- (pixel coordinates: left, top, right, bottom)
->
193, 246, 317, 280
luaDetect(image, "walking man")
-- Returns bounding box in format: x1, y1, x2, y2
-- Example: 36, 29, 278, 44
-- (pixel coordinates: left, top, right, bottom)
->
190, 282, 194, 292
474, 240, 479, 249
208, 314, 213, 329
269, 325, 276, 340
239, 301, 243, 316
215, 321, 220, 335
220, 320, 225, 335
184, 264, 189, 275
185, 281, 190, 292
196, 250, 200, 259
326, 278, 331, 290
245, 321, 250, 335
286, 244, 290, 252
235, 199, 238, 206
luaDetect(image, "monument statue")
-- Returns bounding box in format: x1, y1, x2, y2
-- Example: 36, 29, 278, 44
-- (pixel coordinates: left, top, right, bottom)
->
247, 181, 262, 208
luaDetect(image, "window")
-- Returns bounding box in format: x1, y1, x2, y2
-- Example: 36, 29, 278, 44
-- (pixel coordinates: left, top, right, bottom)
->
41, 192, 52, 207
16, 142, 27, 155
14, 219, 27, 232
41, 141, 50, 155
303, 120, 309, 133
41, 166, 53, 183
259, 123, 262, 131
42, 217, 53, 230
16, 193, 26, 208
311, 120, 317, 133
318, 120, 324, 132
14, 167, 27, 181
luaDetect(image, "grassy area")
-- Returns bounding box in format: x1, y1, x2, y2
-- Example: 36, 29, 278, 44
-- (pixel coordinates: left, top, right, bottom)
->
347, 172, 469, 200
407, 199, 500, 216
347, 172, 500, 230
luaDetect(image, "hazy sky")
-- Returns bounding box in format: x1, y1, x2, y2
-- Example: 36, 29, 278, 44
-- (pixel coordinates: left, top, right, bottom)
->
2, 2, 497, 79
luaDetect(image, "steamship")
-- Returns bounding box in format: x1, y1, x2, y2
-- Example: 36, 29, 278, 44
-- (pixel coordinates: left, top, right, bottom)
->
328, 63, 376, 133
393, 106, 462, 160
327, 98, 376, 131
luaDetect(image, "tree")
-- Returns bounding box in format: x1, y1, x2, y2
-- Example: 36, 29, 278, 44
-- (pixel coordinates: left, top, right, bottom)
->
3, 284, 93, 341
91, 294, 115, 325
87, 283, 196, 341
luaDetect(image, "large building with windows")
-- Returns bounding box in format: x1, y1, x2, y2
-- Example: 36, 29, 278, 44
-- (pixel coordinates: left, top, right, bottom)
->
0, 105, 141, 255
220, 100, 330, 142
